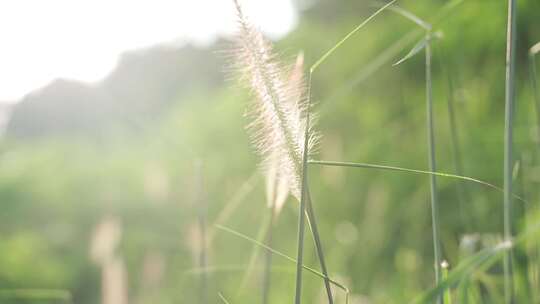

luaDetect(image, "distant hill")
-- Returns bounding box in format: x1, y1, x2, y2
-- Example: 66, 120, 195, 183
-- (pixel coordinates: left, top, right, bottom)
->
5, 43, 225, 139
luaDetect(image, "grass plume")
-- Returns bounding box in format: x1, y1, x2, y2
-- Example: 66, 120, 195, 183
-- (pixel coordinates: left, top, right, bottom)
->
231, 1, 324, 302
232, 0, 317, 202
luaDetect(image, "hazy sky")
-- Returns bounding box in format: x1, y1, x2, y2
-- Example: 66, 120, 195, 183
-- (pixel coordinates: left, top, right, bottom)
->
0, 0, 297, 102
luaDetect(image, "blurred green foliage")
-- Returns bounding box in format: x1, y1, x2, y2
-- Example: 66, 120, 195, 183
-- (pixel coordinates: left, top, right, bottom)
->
1, 0, 540, 303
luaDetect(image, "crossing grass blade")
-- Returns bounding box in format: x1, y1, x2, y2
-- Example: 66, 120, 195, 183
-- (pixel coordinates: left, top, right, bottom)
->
304, 3, 397, 302
322, 0, 465, 110
237, 211, 272, 297
215, 224, 350, 304
309, 0, 397, 74
308, 160, 527, 203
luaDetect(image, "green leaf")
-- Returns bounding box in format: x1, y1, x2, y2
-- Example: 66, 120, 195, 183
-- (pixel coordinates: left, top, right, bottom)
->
393, 37, 428, 66
412, 219, 540, 303
411, 242, 510, 304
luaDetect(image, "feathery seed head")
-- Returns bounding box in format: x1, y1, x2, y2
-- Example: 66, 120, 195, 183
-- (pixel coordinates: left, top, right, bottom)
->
232, 0, 318, 201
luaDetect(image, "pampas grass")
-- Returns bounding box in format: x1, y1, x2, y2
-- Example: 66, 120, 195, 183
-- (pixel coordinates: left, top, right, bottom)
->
263, 52, 304, 304
230, 1, 324, 302
230, 2, 399, 302
226, 0, 535, 302
232, 0, 317, 202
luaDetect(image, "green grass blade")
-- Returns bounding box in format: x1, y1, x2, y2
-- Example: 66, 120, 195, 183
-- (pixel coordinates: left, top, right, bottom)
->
360, 9, 442, 295
456, 276, 471, 304
529, 43, 540, 301
310, 0, 396, 73
308, 160, 527, 203
441, 261, 452, 304
214, 224, 350, 298
321, 29, 422, 111
503, 0, 518, 302
372, 2, 431, 30
295, 73, 315, 304
305, 189, 333, 304
424, 38, 443, 304
321, 0, 465, 110
237, 211, 271, 296
207, 172, 259, 245
411, 243, 509, 304
413, 215, 540, 304
393, 36, 428, 66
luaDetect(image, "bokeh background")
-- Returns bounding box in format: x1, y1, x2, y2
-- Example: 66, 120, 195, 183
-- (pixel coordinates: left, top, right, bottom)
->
1, 0, 540, 303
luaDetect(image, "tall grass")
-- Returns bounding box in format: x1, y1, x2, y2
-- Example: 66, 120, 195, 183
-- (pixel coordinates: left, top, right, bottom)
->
371, 5, 444, 301
231, 1, 397, 302
215, 224, 350, 301
425, 31, 444, 304
528, 41, 540, 303
230, 1, 330, 302
296, 2, 396, 302
503, 0, 517, 303
295, 97, 311, 304
226, 0, 539, 302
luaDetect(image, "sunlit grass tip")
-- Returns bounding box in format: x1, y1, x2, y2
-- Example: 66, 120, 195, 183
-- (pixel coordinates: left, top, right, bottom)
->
232, 0, 318, 202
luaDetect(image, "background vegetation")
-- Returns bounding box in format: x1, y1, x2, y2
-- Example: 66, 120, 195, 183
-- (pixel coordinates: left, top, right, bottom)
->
1, 0, 540, 303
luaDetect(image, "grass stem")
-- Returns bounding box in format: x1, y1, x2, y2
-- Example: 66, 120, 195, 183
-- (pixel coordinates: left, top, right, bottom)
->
503, 0, 517, 302
305, 189, 333, 304
294, 74, 312, 304
425, 34, 443, 304
308, 160, 526, 203
441, 261, 452, 304
310, 0, 396, 73
529, 42, 540, 303
215, 224, 350, 299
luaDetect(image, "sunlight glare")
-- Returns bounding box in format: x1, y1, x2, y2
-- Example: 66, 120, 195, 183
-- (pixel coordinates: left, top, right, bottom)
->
0, 0, 297, 102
